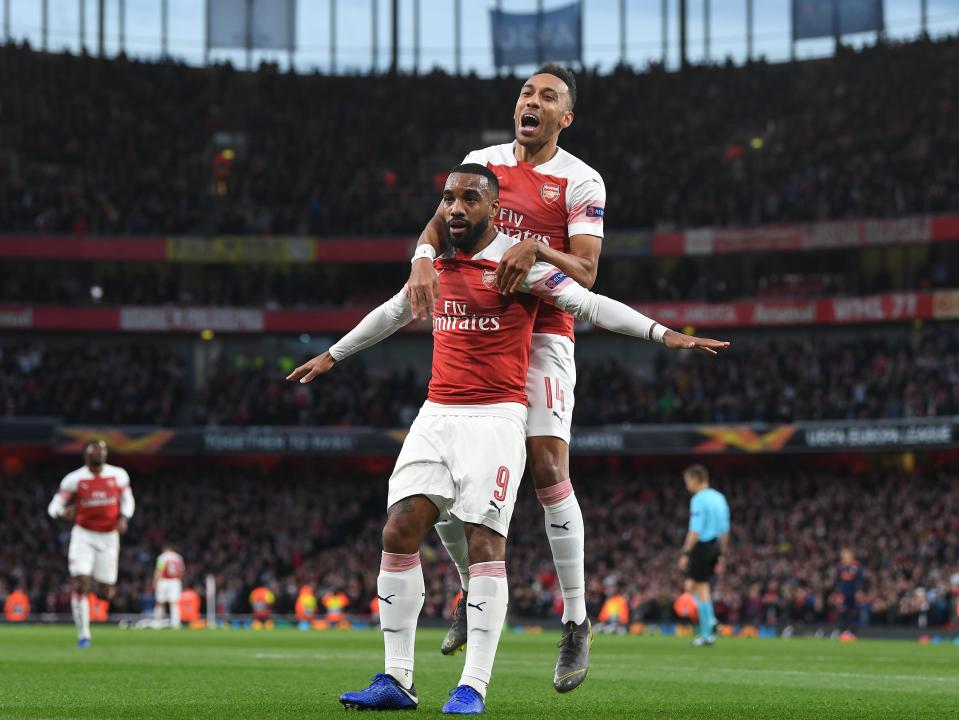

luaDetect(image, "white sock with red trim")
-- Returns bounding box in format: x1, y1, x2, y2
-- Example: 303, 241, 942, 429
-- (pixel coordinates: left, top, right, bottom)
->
459, 561, 508, 699
379, 551, 425, 690
538, 480, 587, 625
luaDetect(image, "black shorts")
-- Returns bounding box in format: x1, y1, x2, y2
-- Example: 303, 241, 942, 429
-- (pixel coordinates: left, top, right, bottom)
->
688, 539, 720, 582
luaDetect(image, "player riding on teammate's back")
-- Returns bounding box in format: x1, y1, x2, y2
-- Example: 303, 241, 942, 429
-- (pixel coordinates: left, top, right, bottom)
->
408, 63, 606, 691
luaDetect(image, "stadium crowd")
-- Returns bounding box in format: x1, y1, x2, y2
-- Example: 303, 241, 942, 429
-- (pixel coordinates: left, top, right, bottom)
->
4, 326, 958, 425
2, 462, 956, 629
1, 37, 956, 235
0, 342, 186, 424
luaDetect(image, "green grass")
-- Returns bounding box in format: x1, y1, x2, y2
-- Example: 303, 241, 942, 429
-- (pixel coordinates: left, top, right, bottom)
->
1, 626, 957, 719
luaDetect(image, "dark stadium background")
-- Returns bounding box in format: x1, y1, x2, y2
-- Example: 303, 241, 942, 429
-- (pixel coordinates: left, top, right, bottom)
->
1, 0, 958, 640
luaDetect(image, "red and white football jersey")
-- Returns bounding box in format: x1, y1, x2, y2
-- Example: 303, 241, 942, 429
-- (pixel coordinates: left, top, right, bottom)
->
156, 551, 185, 580
462, 143, 606, 339
57, 463, 132, 533
428, 233, 578, 406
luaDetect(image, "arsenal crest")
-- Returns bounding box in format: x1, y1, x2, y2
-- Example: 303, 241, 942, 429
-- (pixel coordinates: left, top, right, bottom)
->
482, 270, 497, 289
540, 181, 561, 204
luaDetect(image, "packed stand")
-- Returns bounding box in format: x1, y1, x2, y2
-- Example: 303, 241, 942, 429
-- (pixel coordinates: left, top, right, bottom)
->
0, 342, 185, 424
4, 325, 959, 426
575, 327, 959, 424
194, 353, 423, 428
2, 462, 956, 628
1, 37, 956, 236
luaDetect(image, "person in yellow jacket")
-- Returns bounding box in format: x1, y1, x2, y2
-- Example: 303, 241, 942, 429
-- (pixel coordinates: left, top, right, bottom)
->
295, 586, 318, 622
4, 587, 30, 622
322, 589, 349, 624
598, 592, 629, 628
249, 586, 276, 621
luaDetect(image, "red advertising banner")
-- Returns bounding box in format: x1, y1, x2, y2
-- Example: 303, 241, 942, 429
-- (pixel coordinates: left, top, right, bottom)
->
632, 293, 937, 329
0, 235, 166, 261
649, 214, 959, 257
2, 214, 956, 263
1, 291, 956, 333
0, 234, 413, 263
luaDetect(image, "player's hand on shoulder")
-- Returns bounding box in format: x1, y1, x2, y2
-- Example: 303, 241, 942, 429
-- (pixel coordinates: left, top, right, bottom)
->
663, 330, 730, 356
115, 516, 128, 535
496, 238, 539, 294
286, 351, 336, 384
408, 259, 440, 320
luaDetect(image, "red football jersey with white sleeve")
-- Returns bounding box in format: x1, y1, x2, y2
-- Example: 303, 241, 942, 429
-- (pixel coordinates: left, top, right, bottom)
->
57, 463, 131, 532
332, 236, 665, 408
429, 235, 541, 406
462, 143, 606, 339
156, 551, 186, 580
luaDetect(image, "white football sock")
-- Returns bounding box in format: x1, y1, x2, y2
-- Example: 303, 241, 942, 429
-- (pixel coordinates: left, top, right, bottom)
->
380, 551, 425, 690
72, 593, 91, 640
435, 516, 470, 592
153, 601, 164, 623
459, 562, 508, 699
170, 601, 181, 629
538, 481, 587, 625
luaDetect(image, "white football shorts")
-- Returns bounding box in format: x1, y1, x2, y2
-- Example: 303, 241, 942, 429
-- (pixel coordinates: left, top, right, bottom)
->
68, 525, 120, 585
155, 578, 183, 604
525, 333, 576, 444
388, 401, 527, 538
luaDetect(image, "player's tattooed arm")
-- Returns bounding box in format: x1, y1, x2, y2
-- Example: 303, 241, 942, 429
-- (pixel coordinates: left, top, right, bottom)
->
408, 201, 447, 320
497, 233, 602, 295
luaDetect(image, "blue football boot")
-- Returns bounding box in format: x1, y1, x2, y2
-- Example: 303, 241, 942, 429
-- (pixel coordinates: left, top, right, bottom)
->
339, 673, 417, 711
76, 637, 91, 649
441, 685, 485, 715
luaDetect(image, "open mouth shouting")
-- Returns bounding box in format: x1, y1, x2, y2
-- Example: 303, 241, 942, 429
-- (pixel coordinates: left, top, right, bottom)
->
519, 111, 541, 137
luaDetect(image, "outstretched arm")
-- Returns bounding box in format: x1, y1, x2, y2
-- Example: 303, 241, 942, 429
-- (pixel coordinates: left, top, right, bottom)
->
522, 265, 730, 354
287, 289, 414, 383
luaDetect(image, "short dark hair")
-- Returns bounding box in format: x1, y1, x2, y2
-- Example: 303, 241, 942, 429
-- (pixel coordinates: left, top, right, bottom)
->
450, 163, 499, 197
535, 63, 577, 110
683, 464, 709, 485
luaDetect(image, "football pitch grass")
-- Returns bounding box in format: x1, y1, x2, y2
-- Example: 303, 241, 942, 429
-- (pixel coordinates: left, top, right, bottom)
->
1, 626, 957, 719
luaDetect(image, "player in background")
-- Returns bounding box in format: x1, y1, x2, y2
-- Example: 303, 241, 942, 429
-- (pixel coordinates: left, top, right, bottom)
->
407, 64, 605, 691
47, 439, 135, 648
153, 546, 186, 629
833, 547, 864, 627
678, 464, 730, 647
289, 166, 728, 713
